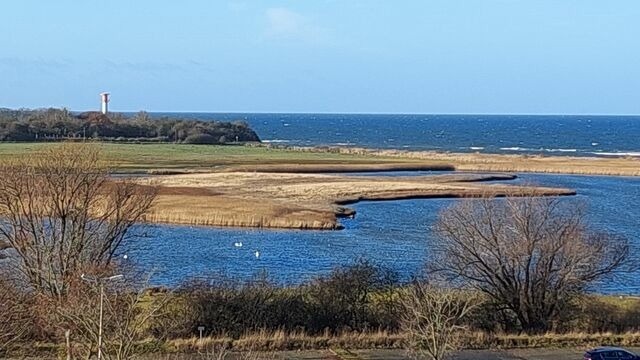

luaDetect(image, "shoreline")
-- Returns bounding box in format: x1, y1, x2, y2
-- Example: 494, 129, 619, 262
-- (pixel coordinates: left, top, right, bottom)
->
251, 144, 640, 177
142, 172, 575, 230
1, 142, 638, 176
2, 142, 628, 230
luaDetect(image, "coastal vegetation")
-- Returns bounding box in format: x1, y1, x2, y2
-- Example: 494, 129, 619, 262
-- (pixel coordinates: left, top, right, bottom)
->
143, 172, 573, 229
0, 108, 260, 144
0, 141, 638, 176
0, 143, 577, 230
0, 144, 636, 358
259, 144, 640, 177
0, 144, 156, 297
0, 142, 437, 173
4, 263, 639, 358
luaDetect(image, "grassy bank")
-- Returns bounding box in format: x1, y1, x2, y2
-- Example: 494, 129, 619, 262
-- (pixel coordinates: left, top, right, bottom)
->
0, 143, 430, 173
164, 331, 640, 352
168, 331, 640, 352
13, 331, 640, 358
0, 142, 637, 175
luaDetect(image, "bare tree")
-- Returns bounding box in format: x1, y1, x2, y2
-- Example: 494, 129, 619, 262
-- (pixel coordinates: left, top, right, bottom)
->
0, 143, 156, 297
401, 282, 480, 360
432, 195, 631, 333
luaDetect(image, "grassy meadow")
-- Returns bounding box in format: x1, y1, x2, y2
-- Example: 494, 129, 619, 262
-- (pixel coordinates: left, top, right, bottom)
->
0, 142, 638, 175
0, 142, 429, 173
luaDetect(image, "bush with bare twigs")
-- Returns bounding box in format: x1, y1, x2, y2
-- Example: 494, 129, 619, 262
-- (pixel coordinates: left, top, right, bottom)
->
0, 143, 161, 358
46, 273, 171, 360
401, 282, 482, 360
0, 143, 157, 298
431, 195, 632, 333
0, 277, 35, 356
151, 261, 402, 339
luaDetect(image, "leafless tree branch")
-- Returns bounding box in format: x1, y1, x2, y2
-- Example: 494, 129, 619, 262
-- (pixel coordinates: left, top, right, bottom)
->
430, 194, 631, 333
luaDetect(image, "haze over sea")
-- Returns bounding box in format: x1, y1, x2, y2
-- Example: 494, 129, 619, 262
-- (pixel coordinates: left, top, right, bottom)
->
123, 113, 640, 294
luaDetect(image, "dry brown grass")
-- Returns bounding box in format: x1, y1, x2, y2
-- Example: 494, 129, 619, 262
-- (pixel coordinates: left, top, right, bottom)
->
141, 172, 574, 229
14, 330, 640, 358
167, 330, 404, 352
263, 145, 640, 176
165, 330, 640, 352
464, 331, 640, 349
224, 163, 454, 173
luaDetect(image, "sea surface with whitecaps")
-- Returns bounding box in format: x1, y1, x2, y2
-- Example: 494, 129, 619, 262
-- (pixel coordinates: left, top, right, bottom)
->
121, 113, 640, 293
154, 113, 640, 157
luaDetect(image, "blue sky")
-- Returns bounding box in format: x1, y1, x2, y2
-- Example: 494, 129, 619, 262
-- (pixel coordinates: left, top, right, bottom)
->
1, 1, 639, 114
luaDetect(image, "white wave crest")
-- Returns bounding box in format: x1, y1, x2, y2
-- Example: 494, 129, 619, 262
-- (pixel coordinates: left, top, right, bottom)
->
590, 151, 640, 157
333, 142, 356, 146
262, 139, 291, 143
499, 147, 533, 151
544, 148, 578, 153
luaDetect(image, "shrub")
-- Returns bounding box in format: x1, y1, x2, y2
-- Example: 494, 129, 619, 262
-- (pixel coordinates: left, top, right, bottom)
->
183, 133, 219, 144
150, 261, 404, 339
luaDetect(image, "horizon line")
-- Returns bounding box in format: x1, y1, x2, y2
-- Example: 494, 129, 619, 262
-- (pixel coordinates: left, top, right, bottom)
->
3, 106, 640, 117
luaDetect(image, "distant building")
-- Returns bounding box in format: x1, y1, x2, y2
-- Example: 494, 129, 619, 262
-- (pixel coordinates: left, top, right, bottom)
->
100, 92, 110, 114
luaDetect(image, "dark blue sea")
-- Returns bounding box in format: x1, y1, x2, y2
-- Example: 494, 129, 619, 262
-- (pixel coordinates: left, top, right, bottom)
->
154, 113, 640, 157
123, 114, 640, 293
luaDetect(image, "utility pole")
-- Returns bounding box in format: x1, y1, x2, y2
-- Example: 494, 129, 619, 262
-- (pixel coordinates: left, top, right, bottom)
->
65, 330, 71, 360
81, 274, 124, 360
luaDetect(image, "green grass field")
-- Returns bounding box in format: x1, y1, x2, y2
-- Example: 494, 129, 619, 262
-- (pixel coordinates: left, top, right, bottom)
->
2, 142, 637, 176
0, 142, 419, 172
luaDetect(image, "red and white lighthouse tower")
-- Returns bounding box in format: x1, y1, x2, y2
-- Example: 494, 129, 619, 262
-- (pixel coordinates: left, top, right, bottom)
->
100, 92, 110, 114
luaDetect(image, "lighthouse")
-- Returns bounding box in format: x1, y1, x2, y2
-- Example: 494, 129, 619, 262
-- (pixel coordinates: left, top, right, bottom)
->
100, 92, 110, 114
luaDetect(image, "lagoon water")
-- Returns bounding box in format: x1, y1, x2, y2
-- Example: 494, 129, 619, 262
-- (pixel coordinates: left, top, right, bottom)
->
124, 173, 640, 294
126, 114, 640, 293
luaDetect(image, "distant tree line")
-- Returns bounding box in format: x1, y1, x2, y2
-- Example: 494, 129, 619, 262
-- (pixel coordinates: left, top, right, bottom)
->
0, 108, 260, 144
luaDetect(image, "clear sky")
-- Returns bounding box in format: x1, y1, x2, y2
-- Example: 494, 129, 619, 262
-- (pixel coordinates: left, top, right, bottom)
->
1, 1, 638, 114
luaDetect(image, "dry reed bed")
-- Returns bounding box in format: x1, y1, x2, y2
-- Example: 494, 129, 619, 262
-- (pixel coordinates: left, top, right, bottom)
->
253, 145, 640, 176
142, 172, 574, 229
223, 162, 454, 173
18, 331, 640, 357
165, 331, 640, 352
167, 330, 403, 352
